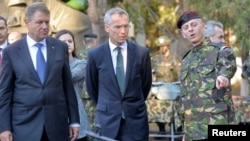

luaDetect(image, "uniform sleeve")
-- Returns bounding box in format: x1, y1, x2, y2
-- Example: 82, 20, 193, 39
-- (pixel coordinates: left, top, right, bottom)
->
216, 47, 237, 79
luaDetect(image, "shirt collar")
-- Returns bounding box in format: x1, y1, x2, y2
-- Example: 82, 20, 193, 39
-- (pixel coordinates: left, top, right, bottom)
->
109, 39, 127, 51
0, 40, 8, 49
26, 33, 46, 48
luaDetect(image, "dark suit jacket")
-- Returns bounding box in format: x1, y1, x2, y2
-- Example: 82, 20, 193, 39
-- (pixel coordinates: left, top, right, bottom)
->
0, 36, 79, 141
86, 41, 152, 140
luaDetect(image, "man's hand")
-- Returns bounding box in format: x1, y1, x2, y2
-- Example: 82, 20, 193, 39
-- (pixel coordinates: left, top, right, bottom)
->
216, 75, 229, 89
69, 127, 79, 141
0, 131, 13, 141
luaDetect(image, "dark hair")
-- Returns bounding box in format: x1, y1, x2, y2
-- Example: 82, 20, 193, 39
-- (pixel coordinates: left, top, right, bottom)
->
55, 29, 77, 58
0, 16, 7, 27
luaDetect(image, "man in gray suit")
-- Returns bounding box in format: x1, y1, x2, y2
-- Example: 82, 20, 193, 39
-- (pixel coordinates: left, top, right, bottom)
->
0, 2, 79, 141
86, 7, 152, 141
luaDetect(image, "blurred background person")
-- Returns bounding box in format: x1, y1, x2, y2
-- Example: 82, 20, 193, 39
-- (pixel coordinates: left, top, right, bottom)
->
204, 19, 237, 98
147, 35, 180, 139
204, 20, 225, 46
56, 29, 89, 141
151, 36, 178, 82
0, 16, 8, 66
81, 33, 98, 133
8, 31, 23, 44
80, 33, 98, 60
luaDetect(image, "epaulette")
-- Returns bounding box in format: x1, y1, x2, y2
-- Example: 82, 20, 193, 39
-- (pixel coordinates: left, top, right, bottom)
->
220, 45, 230, 50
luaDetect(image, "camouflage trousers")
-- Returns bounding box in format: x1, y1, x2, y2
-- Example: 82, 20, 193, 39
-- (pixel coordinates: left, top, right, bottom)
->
233, 96, 250, 123
145, 95, 182, 130
82, 98, 96, 131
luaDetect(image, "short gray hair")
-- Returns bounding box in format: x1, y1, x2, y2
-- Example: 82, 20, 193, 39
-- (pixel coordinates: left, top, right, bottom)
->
204, 20, 224, 37
104, 7, 129, 25
25, 2, 50, 21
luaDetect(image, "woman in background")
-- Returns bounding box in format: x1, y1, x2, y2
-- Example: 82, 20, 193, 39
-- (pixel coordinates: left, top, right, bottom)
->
56, 29, 89, 141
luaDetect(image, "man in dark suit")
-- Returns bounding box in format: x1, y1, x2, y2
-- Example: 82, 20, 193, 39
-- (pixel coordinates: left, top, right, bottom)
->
0, 2, 80, 141
0, 16, 8, 66
86, 7, 152, 141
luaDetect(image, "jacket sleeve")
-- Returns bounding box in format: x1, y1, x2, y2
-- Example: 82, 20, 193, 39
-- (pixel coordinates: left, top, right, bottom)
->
216, 47, 237, 79
141, 49, 152, 100
71, 59, 86, 82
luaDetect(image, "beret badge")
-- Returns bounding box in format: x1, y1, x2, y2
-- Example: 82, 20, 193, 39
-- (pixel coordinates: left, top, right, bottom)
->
182, 14, 189, 23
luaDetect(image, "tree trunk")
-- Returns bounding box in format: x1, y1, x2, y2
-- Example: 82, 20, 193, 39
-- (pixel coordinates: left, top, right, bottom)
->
87, 0, 108, 45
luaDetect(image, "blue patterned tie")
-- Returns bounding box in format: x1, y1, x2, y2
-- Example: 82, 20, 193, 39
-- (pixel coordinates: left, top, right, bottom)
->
116, 47, 125, 95
35, 43, 46, 83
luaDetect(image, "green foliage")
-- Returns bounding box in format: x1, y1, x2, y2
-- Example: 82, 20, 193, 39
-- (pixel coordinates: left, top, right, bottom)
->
121, 0, 179, 48
66, 0, 88, 12
107, 0, 249, 58
107, 0, 123, 6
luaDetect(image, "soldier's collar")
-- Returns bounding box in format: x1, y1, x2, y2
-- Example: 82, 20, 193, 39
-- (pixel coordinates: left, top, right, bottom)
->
191, 42, 203, 52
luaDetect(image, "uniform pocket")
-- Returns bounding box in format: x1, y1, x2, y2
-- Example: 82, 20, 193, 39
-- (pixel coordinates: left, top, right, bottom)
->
204, 103, 227, 114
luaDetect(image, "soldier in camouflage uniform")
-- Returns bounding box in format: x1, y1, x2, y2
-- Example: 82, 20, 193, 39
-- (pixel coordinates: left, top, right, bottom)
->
232, 96, 250, 124
146, 36, 180, 138
80, 33, 98, 132
177, 11, 237, 140
204, 20, 236, 66
151, 36, 179, 83
79, 33, 98, 60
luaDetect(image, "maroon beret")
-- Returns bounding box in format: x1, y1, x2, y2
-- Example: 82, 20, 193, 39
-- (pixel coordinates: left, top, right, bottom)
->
177, 10, 201, 29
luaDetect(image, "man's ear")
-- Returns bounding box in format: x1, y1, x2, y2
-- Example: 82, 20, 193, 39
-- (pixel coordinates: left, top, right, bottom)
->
104, 24, 109, 33
24, 18, 28, 26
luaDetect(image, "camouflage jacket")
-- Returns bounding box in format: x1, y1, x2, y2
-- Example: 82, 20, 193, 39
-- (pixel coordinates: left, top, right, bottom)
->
151, 54, 179, 82
179, 39, 236, 140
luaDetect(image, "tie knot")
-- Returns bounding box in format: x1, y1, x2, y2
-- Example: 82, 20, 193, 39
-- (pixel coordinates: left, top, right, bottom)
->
35, 43, 43, 49
116, 47, 121, 53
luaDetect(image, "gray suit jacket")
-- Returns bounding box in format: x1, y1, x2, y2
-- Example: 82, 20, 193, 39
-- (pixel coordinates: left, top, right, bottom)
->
0, 36, 79, 141
70, 58, 89, 138
86, 40, 152, 140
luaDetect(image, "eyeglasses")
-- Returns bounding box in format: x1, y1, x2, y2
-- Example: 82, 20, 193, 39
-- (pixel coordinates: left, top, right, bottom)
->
109, 24, 131, 30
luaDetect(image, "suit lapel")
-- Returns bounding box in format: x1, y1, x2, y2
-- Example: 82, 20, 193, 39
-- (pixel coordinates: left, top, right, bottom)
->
17, 38, 39, 82
102, 42, 121, 92
44, 37, 56, 84
124, 41, 136, 93
102, 41, 136, 95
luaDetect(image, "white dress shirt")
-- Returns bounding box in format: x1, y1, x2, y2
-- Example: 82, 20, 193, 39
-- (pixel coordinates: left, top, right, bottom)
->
109, 39, 127, 75
0, 40, 8, 56
26, 34, 47, 70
